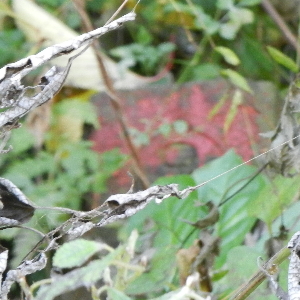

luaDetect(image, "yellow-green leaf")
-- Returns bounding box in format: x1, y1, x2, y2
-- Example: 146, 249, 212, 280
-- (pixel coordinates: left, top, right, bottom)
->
224, 89, 243, 132
267, 46, 298, 73
215, 46, 240, 66
221, 69, 252, 93
209, 92, 229, 119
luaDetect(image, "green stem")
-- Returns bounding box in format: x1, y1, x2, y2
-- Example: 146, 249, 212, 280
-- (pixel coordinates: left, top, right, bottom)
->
222, 246, 290, 300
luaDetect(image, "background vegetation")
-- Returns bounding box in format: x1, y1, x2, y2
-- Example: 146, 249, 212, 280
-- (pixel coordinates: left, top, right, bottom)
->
1, 0, 300, 299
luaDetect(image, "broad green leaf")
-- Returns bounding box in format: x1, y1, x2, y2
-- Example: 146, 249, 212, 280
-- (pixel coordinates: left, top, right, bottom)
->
187, 63, 221, 81
272, 201, 300, 233
122, 175, 202, 248
53, 239, 109, 268
215, 46, 240, 66
120, 175, 205, 293
50, 98, 99, 145
221, 69, 253, 93
248, 176, 300, 227
36, 247, 121, 300
220, 246, 261, 286
267, 46, 298, 72
11, 230, 40, 268
54, 98, 99, 129
192, 150, 266, 267
4, 151, 55, 181
125, 246, 177, 295
237, 36, 274, 79
9, 126, 35, 154
136, 26, 153, 45
219, 245, 288, 299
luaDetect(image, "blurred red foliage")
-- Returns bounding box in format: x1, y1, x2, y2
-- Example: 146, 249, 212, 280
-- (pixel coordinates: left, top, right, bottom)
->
90, 81, 260, 185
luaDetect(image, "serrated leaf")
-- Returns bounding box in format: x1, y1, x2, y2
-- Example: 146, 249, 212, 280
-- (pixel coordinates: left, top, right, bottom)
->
215, 46, 240, 66
53, 239, 108, 268
221, 69, 252, 93
267, 46, 298, 72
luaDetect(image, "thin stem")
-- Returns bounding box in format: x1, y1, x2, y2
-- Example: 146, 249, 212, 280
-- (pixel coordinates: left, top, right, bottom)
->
261, 0, 299, 53
30, 278, 52, 294
223, 246, 290, 300
73, 0, 150, 188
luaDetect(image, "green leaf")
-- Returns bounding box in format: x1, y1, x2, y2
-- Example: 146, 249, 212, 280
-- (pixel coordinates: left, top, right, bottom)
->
54, 98, 99, 128
194, 7, 220, 34
36, 247, 121, 300
173, 120, 188, 134
239, 0, 262, 6
157, 122, 172, 137
187, 63, 221, 81
221, 69, 252, 93
221, 246, 261, 286
217, 0, 234, 9
4, 151, 55, 181
219, 22, 240, 40
215, 46, 240, 66
219, 7, 253, 39
248, 176, 300, 227
136, 26, 153, 45
230, 7, 254, 24
9, 126, 35, 154
209, 92, 229, 119
267, 46, 298, 72
53, 239, 108, 268
125, 246, 177, 295
122, 175, 201, 248
224, 89, 243, 132
192, 150, 266, 267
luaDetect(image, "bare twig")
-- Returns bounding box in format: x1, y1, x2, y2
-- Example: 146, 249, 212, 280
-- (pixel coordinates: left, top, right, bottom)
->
261, 0, 299, 52
73, 0, 150, 188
